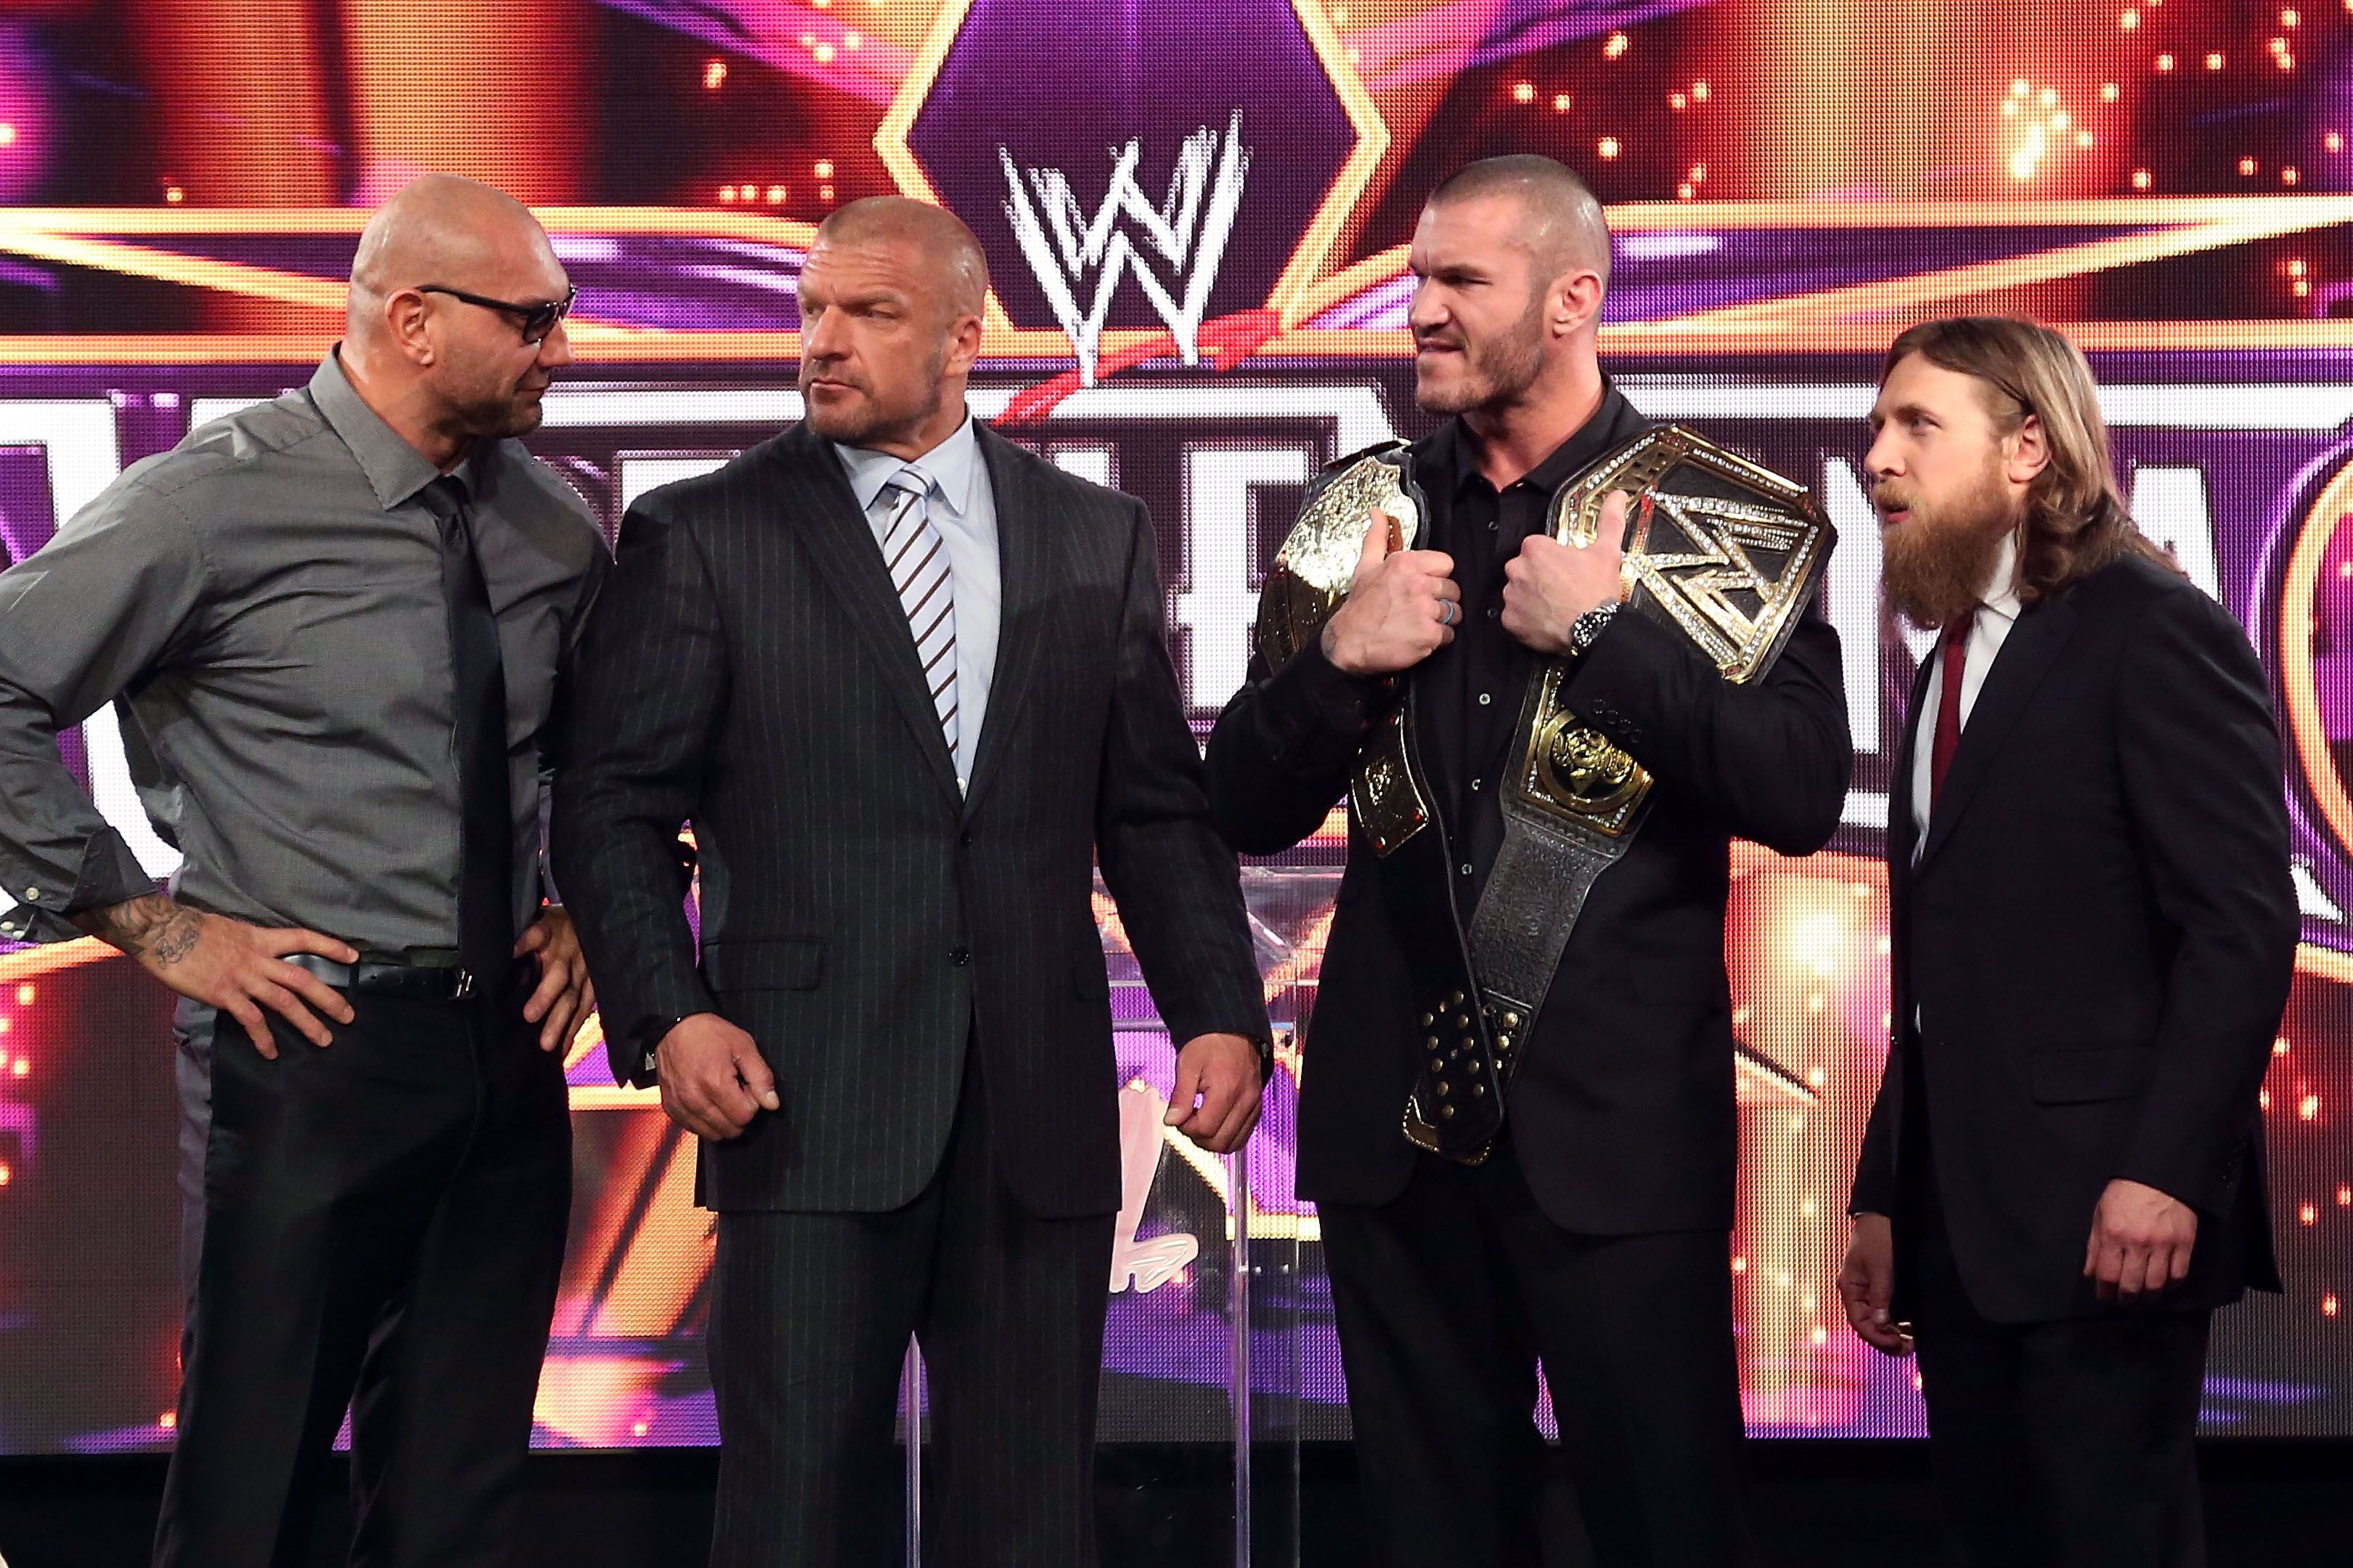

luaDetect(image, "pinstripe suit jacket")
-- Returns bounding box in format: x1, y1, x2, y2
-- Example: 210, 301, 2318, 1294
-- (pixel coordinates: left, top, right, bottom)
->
550, 420, 1266, 1218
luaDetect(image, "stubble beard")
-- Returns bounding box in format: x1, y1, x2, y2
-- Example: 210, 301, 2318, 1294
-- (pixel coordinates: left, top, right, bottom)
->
801, 338, 950, 447
485, 394, 545, 439
1415, 290, 1547, 417
446, 366, 550, 442
1879, 462, 2022, 631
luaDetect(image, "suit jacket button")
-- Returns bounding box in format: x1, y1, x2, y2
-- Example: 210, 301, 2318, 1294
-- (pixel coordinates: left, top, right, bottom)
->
950, 947, 971, 966
959, 830, 974, 847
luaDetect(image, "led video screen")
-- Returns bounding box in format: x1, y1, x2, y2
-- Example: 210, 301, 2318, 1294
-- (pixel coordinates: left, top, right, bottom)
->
2, 0, 2351, 1450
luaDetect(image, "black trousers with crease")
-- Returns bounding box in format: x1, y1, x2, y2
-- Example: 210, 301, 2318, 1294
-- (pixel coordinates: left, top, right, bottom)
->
1908, 1148, 2212, 1568
156, 976, 571, 1568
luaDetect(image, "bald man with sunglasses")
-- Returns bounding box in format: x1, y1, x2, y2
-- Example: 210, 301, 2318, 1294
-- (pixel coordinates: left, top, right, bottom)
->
0, 174, 604, 1567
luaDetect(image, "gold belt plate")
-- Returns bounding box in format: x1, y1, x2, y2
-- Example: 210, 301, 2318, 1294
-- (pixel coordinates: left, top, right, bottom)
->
1547, 424, 1830, 684
1515, 425, 1829, 831
1254, 449, 1423, 675
1513, 663, 1655, 836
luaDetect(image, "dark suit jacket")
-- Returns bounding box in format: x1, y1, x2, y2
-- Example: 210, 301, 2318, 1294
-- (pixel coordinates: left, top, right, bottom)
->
1851, 553, 2294, 1322
1204, 415, 1853, 1236
550, 420, 1267, 1219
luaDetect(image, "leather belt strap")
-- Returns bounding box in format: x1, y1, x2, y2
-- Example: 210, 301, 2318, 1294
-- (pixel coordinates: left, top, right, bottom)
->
1402, 696, 1636, 1164
282, 951, 503, 1003
1465, 809, 1626, 1024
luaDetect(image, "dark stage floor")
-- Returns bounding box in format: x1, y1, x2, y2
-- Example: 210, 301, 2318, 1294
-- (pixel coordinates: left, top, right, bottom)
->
1, 1440, 2347, 1567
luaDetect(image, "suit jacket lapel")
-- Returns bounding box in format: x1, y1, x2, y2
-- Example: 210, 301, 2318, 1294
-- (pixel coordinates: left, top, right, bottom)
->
765, 424, 961, 801
962, 425, 1050, 816
1915, 595, 2080, 873
1888, 648, 1934, 881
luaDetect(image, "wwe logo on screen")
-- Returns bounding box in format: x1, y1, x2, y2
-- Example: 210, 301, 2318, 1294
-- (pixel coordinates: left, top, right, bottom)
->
998, 110, 1251, 385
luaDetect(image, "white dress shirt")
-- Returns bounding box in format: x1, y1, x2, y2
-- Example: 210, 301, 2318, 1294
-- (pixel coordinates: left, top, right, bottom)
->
1909, 532, 2021, 861
833, 416, 1002, 793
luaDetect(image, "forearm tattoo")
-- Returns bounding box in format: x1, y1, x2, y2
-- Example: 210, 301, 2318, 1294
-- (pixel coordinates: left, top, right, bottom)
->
73, 894, 203, 966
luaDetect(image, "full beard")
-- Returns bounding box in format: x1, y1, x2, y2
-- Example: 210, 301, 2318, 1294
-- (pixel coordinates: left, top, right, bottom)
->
1879, 467, 2020, 631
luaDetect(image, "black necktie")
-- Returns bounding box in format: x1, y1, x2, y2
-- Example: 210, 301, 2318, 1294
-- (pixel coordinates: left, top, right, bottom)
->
426, 476, 515, 984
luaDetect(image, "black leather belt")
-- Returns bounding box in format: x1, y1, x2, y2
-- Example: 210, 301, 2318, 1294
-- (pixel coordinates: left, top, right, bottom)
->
282, 952, 516, 1003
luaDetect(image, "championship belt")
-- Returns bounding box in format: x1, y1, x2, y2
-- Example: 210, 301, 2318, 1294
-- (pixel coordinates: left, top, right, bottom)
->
1255, 426, 1832, 1165
1255, 441, 1438, 854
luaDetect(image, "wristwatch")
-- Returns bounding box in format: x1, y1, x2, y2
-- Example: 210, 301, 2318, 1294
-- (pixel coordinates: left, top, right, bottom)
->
1566, 601, 1621, 656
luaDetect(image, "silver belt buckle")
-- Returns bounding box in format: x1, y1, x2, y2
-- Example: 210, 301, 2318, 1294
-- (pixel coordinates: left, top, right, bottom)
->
453, 968, 477, 1001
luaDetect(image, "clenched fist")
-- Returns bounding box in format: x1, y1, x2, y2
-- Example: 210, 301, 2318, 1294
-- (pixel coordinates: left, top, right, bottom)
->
1501, 490, 1631, 656
1320, 510, 1462, 677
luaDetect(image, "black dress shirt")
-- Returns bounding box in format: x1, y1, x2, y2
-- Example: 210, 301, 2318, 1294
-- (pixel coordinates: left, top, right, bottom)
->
1408, 393, 1652, 907
1207, 383, 1852, 1230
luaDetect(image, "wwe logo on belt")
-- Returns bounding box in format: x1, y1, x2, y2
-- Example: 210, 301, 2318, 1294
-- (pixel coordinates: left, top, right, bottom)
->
998, 110, 1251, 385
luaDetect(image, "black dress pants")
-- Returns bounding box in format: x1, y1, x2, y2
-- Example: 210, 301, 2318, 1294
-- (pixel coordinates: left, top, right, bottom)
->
1909, 1172, 2211, 1568
706, 1048, 1117, 1568
155, 978, 571, 1568
1318, 1138, 1757, 1568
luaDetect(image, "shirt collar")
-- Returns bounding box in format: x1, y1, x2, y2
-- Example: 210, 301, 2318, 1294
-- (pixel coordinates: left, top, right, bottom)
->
1432, 380, 1639, 499
308, 348, 462, 513
832, 414, 982, 518
1981, 531, 2023, 624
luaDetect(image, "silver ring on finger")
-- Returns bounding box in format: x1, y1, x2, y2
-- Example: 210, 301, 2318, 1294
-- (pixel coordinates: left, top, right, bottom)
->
1437, 599, 1456, 626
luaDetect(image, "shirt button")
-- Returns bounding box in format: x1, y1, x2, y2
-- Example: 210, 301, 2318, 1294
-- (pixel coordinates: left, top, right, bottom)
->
1459, 863, 1474, 876
1488, 520, 1499, 532
949, 946, 971, 965
1485, 606, 1498, 619
1471, 777, 1484, 791
1477, 692, 1492, 706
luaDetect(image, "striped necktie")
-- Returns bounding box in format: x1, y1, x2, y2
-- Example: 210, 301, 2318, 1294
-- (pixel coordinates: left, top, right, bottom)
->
879, 465, 959, 761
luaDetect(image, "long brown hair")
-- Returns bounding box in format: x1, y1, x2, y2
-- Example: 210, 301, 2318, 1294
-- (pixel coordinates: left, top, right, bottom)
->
1881, 317, 2174, 601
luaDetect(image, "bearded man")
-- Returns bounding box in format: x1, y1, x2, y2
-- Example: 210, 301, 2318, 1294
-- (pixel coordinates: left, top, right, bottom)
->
1839, 317, 2295, 1567
1205, 156, 1851, 1566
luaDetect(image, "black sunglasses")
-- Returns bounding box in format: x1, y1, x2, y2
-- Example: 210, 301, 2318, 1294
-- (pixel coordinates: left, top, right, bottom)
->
417, 282, 577, 344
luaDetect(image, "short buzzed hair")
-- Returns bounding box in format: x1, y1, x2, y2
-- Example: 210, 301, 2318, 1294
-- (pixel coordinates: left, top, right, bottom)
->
814, 195, 990, 319
1428, 155, 1611, 293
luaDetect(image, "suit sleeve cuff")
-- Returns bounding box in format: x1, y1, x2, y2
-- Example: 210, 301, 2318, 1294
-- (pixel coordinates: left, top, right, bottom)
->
2111, 1151, 2232, 1220
1162, 1000, 1276, 1055
611, 979, 720, 1090
1561, 605, 1703, 709
1255, 639, 1385, 759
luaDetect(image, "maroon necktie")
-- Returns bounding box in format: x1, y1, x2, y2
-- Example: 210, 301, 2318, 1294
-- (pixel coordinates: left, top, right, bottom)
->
1928, 613, 1973, 810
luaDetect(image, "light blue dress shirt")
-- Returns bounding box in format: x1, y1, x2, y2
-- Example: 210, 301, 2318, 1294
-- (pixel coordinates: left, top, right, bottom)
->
832, 415, 1001, 793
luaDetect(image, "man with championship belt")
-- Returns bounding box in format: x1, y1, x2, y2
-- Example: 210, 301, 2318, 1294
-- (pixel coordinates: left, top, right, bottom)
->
1205, 156, 1851, 1564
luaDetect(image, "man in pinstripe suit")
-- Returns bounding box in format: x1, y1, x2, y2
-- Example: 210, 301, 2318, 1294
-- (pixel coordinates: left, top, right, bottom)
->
551, 197, 1270, 1566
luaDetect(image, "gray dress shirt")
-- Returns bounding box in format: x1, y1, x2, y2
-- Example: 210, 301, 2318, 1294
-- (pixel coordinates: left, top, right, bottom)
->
832, 415, 1002, 792
0, 353, 607, 952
